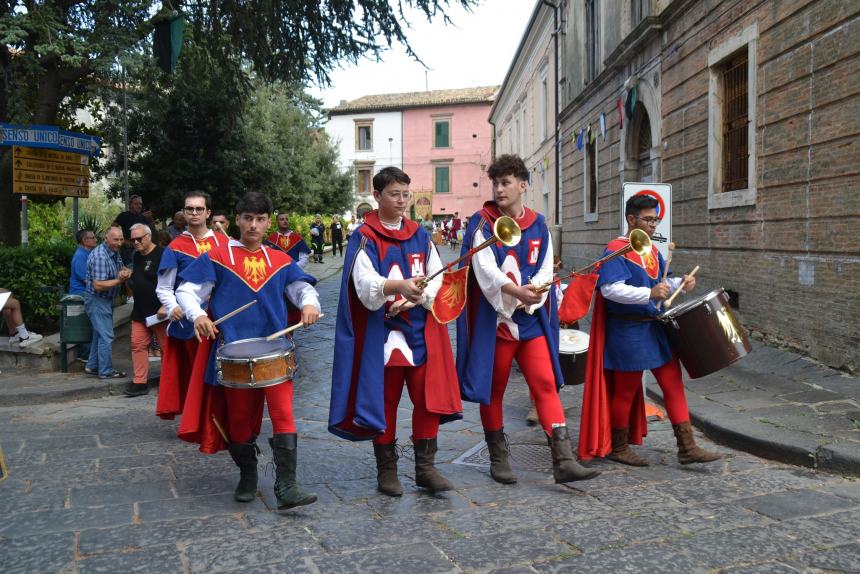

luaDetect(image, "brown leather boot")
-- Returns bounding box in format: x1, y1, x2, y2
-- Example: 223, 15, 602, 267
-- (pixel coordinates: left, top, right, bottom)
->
673, 421, 722, 464
484, 429, 517, 484
373, 442, 403, 497
413, 437, 454, 492
549, 426, 601, 483
607, 428, 649, 467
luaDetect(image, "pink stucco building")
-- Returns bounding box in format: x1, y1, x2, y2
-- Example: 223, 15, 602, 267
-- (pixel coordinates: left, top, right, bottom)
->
327, 86, 497, 221
401, 91, 496, 220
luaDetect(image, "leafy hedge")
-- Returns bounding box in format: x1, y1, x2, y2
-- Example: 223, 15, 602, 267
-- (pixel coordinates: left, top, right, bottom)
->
0, 240, 77, 334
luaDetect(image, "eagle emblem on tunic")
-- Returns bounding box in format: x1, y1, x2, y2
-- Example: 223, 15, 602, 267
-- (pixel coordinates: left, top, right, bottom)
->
196, 241, 212, 254
243, 256, 268, 285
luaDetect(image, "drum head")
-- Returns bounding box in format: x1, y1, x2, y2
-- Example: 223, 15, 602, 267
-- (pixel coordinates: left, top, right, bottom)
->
219, 337, 293, 360
660, 288, 725, 319
559, 329, 589, 354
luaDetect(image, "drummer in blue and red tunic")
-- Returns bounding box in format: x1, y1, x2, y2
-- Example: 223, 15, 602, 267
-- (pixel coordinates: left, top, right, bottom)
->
329, 166, 462, 497
457, 154, 600, 485
267, 212, 311, 268
578, 194, 720, 466
176, 191, 321, 511
155, 190, 229, 421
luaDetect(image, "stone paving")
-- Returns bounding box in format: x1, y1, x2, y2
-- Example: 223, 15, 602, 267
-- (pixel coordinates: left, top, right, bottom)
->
1, 254, 859, 573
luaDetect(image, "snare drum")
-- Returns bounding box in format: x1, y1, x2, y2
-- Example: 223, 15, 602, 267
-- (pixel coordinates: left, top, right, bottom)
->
559, 329, 589, 386
215, 337, 297, 389
659, 288, 751, 379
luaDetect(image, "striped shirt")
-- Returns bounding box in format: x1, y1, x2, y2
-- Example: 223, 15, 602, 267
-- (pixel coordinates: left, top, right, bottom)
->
85, 242, 123, 299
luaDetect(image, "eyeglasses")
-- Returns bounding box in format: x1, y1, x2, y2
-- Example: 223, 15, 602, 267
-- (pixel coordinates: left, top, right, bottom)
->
383, 191, 412, 201
636, 216, 662, 225
130, 235, 149, 243
183, 206, 207, 214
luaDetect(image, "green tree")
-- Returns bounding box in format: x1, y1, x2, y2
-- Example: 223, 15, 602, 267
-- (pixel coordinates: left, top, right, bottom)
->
0, 0, 479, 245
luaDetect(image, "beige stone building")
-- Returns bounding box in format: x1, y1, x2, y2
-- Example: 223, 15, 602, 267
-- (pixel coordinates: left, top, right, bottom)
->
490, 2, 561, 243
557, 0, 859, 371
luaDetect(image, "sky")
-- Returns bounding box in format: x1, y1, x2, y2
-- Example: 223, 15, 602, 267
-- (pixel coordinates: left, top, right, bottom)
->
308, 0, 538, 109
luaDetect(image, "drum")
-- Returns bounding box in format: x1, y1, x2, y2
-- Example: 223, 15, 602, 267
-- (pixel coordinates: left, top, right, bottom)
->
659, 288, 752, 379
559, 329, 589, 386
215, 337, 297, 389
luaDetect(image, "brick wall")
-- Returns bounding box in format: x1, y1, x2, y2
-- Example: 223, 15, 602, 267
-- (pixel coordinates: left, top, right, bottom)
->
560, 0, 860, 372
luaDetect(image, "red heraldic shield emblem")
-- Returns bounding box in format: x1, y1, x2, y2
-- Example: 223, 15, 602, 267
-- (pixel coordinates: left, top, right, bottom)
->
432, 266, 469, 324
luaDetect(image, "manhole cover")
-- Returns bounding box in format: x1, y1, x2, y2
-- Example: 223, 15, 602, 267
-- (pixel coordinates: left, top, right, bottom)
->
453, 441, 553, 473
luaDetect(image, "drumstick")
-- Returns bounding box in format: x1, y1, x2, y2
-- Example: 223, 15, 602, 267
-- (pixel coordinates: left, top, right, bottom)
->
661, 242, 676, 283
265, 314, 326, 341
212, 300, 258, 326
663, 265, 700, 309
211, 414, 231, 445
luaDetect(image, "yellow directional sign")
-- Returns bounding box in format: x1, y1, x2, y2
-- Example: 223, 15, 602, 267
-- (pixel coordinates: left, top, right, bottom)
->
12, 145, 90, 198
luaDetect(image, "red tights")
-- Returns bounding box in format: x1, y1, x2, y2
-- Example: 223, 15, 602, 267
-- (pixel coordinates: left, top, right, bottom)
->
481, 336, 565, 436
223, 382, 295, 444
609, 357, 690, 428
373, 363, 440, 445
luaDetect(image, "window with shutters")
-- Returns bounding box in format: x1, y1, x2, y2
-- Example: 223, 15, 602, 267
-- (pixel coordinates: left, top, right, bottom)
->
433, 119, 451, 148
355, 120, 373, 151
434, 165, 451, 193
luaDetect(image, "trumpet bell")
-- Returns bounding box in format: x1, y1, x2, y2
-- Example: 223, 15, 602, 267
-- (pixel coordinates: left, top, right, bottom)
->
493, 216, 522, 247
628, 228, 652, 257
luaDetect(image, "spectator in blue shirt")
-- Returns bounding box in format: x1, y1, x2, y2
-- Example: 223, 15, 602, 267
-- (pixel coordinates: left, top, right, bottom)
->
70, 229, 97, 295
69, 229, 97, 362
84, 225, 131, 379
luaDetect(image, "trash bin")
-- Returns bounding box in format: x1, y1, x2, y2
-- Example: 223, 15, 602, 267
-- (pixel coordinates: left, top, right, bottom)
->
58, 294, 92, 372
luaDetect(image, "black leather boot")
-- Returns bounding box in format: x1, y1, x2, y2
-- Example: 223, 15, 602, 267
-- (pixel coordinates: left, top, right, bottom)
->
484, 429, 517, 484
269, 434, 317, 510
227, 440, 259, 502
373, 442, 403, 497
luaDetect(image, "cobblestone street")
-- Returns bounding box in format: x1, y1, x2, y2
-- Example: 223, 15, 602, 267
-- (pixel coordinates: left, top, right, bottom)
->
1, 256, 858, 573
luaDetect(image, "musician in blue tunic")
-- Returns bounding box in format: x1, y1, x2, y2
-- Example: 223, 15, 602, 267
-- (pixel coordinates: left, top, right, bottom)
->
176, 192, 322, 511
579, 194, 720, 466
329, 167, 462, 497
155, 190, 229, 420
457, 154, 600, 485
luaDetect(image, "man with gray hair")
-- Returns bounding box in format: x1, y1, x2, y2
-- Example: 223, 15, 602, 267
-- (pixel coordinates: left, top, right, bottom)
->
166, 211, 186, 240
125, 223, 167, 397
84, 225, 131, 379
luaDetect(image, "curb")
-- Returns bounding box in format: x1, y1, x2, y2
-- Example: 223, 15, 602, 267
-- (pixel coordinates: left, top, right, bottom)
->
0, 371, 161, 407
646, 387, 860, 477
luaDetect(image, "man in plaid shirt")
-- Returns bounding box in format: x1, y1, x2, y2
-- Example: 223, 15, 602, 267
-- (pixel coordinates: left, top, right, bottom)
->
84, 226, 132, 379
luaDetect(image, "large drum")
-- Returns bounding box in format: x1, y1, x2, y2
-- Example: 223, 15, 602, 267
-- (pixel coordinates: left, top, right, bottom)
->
559, 329, 589, 386
215, 337, 297, 389
659, 288, 751, 379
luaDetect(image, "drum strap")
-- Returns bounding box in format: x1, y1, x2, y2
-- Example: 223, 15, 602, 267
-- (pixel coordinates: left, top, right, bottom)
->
607, 312, 656, 323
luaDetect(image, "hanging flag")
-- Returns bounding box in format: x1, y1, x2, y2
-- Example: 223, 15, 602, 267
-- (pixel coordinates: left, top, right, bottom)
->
576, 128, 585, 150
625, 85, 638, 119
559, 272, 600, 324
617, 96, 624, 130
587, 124, 594, 145
599, 113, 606, 140
543, 155, 550, 170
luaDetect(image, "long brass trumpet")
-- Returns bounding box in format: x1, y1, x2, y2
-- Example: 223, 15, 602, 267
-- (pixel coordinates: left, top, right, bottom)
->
416, 215, 521, 287
531, 228, 652, 293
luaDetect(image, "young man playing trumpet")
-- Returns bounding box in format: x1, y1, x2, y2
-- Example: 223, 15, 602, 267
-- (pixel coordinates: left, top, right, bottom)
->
579, 194, 720, 465
457, 154, 600, 485
329, 166, 462, 497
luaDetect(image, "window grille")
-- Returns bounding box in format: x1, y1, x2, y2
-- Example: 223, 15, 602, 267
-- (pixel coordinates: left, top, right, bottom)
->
722, 52, 748, 192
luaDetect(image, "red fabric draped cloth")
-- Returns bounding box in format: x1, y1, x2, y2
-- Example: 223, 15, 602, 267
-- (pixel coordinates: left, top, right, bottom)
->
578, 292, 647, 460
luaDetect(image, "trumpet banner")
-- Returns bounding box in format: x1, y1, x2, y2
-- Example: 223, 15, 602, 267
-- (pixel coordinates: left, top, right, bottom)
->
431, 266, 470, 324
558, 272, 599, 324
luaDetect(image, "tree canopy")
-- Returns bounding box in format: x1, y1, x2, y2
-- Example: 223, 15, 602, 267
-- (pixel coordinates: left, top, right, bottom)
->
0, 0, 479, 244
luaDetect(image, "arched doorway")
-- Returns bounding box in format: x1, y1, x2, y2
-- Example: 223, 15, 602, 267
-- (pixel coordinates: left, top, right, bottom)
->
356, 203, 373, 219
